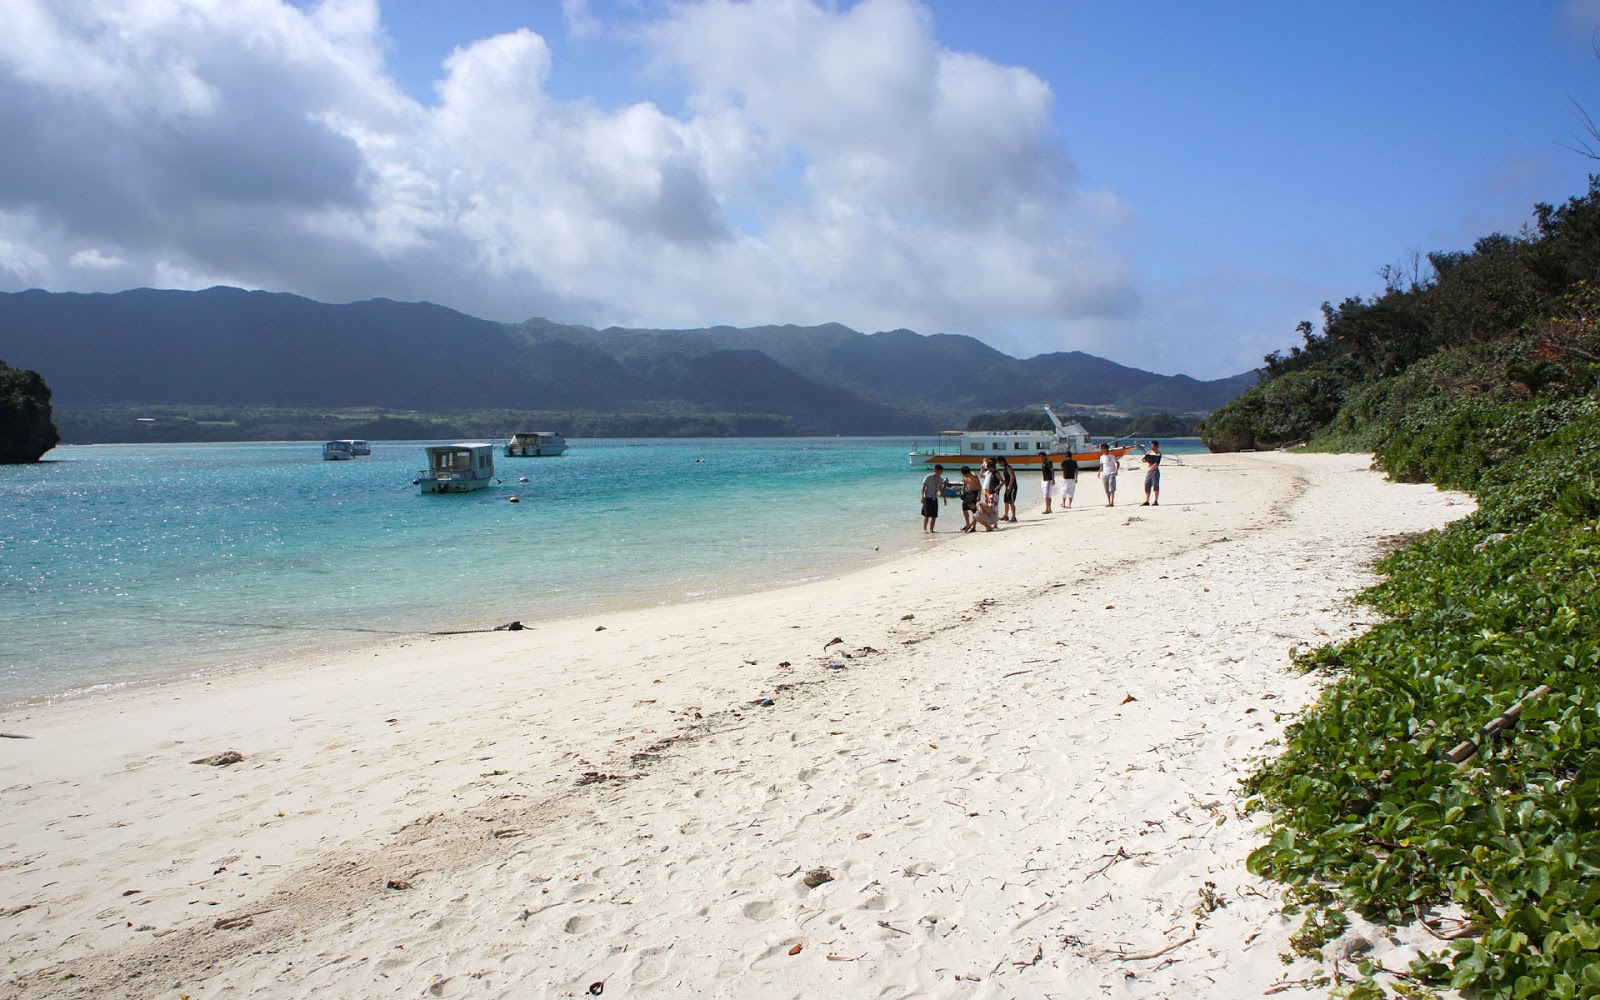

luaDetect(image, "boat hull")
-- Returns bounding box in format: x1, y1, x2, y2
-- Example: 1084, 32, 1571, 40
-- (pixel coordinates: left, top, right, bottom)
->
913, 449, 1130, 471
418, 476, 492, 494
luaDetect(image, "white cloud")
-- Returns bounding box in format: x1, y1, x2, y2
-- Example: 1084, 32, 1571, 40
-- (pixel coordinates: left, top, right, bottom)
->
0, 0, 1138, 365
67, 248, 125, 270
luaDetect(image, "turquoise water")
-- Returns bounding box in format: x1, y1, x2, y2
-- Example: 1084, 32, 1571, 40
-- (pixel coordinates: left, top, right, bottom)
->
0, 437, 1205, 702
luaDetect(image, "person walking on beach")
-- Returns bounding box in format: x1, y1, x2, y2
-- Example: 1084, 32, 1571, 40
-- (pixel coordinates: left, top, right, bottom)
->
960, 465, 981, 532
1058, 453, 1077, 509
1098, 443, 1119, 507
921, 464, 947, 532
1141, 441, 1163, 506
999, 456, 1019, 522
1039, 452, 1055, 514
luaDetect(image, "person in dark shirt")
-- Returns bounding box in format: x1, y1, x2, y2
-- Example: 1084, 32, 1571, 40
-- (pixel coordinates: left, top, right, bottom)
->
1059, 452, 1077, 509
1141, 441, 1163, 506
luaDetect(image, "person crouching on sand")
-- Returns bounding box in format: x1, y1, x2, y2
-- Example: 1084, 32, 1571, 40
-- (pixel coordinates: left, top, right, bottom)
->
1098, 443, 1119, 507
959, 465, 980, 532
920, 463, 947, 532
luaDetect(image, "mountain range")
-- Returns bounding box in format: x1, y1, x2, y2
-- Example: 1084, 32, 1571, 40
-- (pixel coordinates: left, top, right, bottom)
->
0, 286, 1253, 434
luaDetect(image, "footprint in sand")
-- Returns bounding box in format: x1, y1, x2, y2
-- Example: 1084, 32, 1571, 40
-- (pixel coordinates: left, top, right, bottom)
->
741, 900, 775, 920
564, 914, 597, 935
629, 945, 671, 984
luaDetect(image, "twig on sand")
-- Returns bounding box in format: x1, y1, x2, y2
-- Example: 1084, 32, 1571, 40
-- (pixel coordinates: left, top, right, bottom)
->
1012, 943, 1043, 967
1112, 929, 1196, 962
0, 732, 34, 739
1083, 846, 1149, 880
1002, 670, 1033, 678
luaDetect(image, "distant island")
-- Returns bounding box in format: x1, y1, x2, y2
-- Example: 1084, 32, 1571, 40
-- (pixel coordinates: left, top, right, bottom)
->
0, 287, 1252, 442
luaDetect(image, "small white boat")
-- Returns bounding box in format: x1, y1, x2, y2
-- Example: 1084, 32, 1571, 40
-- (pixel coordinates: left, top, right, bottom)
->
417, 443, 496, 494
348, 439, 371, 456
908, 405, 1130, 471
323, 440, 354, 461
504, 431, 569, 458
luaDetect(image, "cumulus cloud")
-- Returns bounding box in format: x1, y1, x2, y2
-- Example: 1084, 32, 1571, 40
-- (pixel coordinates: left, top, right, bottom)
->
0, 0, 1136, 361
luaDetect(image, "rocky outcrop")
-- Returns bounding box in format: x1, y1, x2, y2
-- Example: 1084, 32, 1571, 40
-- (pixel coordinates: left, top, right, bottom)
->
0, 360, 60, 463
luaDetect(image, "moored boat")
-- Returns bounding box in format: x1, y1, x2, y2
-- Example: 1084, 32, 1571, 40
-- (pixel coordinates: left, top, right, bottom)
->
909, 406, 1130, 471
504, 431, 569, 457
417, 443, 496, 494
322, 440, 354, 461
348, 439, 371, 456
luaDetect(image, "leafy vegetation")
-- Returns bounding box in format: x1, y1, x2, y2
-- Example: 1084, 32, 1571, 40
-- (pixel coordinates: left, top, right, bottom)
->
0, 359, 59, 462
1232, 179, 1600, 996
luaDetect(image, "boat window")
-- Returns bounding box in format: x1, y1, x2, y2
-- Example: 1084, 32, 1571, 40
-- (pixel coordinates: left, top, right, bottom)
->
1014, 442, 1026, 451
970, 443, 984, 451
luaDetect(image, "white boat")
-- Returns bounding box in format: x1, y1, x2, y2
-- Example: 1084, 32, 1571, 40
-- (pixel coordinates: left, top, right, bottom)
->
417, 443, 496, 494
348, 439, 371, 456
323, 440, 354, 461
504, 431, 569, 458
908, 405, 1130, 471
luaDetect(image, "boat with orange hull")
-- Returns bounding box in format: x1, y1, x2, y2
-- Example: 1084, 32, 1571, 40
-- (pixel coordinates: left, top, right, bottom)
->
909, 406, 1132, 470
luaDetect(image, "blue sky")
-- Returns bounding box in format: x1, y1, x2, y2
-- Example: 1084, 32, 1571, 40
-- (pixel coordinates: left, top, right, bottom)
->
3, 1, 1599, 380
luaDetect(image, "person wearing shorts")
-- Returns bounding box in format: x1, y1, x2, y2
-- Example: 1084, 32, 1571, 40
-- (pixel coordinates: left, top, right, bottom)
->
1058, 455, 1077, 508
920, 464, 947, 532
1098, 442, 1119, 507
959, 465, 980, 532
999, 456, 1019, 522
1141, 441, 1162, 506
1039, 451, 1055, 514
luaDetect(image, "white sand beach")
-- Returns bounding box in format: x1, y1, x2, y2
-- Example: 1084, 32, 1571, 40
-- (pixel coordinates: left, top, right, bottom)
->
1, 451, 1471, 999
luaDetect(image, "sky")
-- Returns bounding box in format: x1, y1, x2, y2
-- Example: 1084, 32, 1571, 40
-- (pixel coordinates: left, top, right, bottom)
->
3, 2, 1600, 379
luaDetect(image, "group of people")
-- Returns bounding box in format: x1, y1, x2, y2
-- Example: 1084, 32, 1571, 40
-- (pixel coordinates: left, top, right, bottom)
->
919, 441, 1163, 532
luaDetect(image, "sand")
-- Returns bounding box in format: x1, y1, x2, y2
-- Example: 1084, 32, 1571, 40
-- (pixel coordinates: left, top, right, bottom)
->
0, 451, 1472, 1000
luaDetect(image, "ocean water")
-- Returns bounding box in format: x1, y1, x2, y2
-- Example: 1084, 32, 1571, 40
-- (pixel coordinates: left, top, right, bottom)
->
0, 437, 1205, 703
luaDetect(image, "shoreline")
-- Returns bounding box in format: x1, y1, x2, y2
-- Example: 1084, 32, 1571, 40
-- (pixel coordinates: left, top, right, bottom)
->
0, 452, 1472, 999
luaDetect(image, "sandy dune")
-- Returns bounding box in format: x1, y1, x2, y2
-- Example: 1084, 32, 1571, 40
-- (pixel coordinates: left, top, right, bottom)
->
0, 451, 1471, 999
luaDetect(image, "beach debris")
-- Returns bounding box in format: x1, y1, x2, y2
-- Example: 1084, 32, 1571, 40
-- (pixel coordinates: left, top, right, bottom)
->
191, 750, 244, 767
1105, 604, 1115, 610
778, 660, 791, 667
900, 613, 915, 620
594, 625, 607, 631
823, 637, 844, 650
576, 771, 638, 786
857, 832, 872, 840
788, 942, 804, 955
758, 698, 776, 707
1112, 928, 1197, 962
588, 982, 605, 995
493, 621, 525, 631
0, 732, 33, 739
802, 867, 835, 888
386, 879, 412, 891
212, 912, 265, 930
1121, 694, 1138, 704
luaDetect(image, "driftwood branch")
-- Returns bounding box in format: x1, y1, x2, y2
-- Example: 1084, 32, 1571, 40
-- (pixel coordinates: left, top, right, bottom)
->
1113, 929, 1197, 962
1447, 684, 1552, 766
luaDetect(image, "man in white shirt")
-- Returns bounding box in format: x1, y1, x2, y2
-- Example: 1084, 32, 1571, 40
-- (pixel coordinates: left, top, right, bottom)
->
1098, 443, 1119, 507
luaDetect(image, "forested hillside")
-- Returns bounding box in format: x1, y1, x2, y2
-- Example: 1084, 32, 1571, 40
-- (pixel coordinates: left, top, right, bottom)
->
1218, 181, 1600, 996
